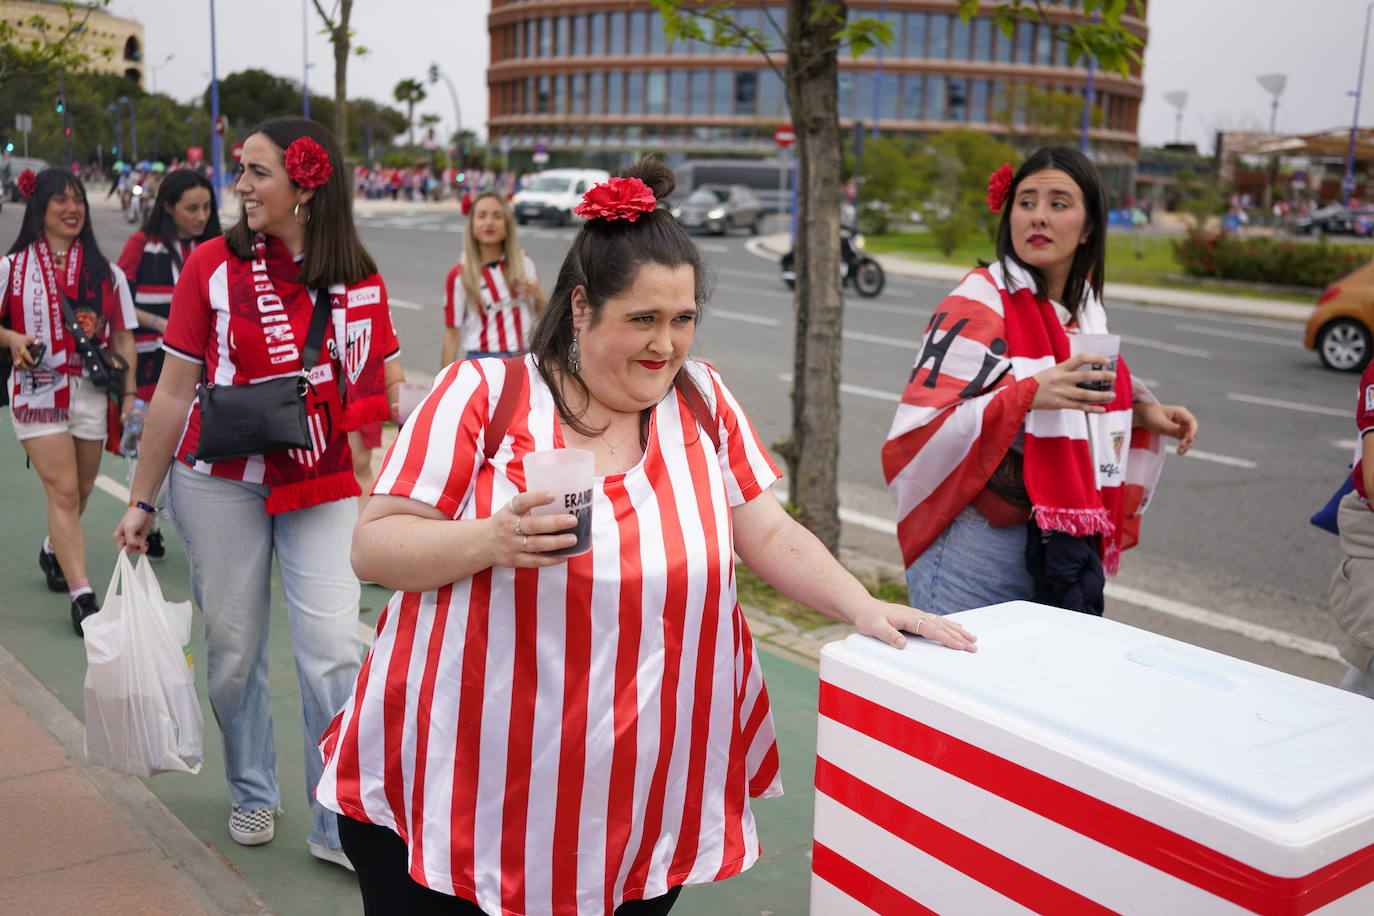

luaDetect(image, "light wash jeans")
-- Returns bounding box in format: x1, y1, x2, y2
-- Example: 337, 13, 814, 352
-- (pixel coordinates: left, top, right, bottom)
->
906, 505, 1035, 615
169, 462, 362, 849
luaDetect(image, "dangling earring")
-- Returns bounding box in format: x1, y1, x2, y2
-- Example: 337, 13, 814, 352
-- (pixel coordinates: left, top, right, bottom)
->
567, 334, 582, 374
294, 202, 310, 225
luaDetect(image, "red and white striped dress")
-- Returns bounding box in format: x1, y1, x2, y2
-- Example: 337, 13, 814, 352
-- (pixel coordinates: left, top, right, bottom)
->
444, 252, 538, 355
317, 355, 784, 915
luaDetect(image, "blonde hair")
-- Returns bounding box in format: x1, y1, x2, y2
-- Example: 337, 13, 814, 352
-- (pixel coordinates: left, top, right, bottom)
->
460, 191, 526, 315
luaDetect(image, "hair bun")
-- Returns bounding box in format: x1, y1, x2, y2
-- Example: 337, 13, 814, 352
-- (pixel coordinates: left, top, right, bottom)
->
617, 156, 675, 202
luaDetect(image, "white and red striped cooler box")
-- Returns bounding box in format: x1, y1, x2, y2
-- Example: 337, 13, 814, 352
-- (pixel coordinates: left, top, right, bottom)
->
811, 601, 1374, 915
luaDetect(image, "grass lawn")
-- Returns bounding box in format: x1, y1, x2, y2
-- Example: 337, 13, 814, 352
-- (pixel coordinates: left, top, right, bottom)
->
864, 230, 1316, 303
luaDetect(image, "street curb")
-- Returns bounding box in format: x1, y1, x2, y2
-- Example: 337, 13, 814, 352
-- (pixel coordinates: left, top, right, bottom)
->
754, 233, 1315, 323
0, 643, 271, 916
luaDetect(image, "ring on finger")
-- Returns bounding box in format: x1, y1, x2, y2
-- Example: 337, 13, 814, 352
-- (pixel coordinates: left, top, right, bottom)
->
514, 516, 525, 536
522, 534, 529, 552
914, 616, 928, 636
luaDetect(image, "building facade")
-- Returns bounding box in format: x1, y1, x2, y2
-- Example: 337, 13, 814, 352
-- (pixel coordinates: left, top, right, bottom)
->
1, 0, 145, 84
487, 0, 1147, 173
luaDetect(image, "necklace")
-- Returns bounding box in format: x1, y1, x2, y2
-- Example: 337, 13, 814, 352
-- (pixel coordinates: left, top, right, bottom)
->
598, 421, 638, 455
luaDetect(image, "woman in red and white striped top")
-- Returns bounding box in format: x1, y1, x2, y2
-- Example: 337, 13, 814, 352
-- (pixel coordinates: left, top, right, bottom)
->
319, 159, 976, 916
441, 190, 545, 367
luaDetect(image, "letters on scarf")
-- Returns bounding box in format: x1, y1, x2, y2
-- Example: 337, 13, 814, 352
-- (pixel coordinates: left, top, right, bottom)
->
3, 238, 96, 422
882, 261, 1163, 575
218, 235, 394, 513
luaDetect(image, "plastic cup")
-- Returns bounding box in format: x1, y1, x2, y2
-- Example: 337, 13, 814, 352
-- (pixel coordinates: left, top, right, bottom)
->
1070, 333, 1120, 392
396, 382, 429, 427
524, 448, 594, 557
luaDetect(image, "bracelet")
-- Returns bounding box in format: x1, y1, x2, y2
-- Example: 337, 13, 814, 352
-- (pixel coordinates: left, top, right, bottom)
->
129, 499, 155, 513
121, 391, 137, 399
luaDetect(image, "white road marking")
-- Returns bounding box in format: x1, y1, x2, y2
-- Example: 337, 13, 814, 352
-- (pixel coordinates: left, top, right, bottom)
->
95, 474, 131, 501
1134, 376, 1160, 388
772, 482, 1338, 660
696, 242, 730, 253
778, 374, 900, 402
1174, 323, 1303, 348
389, 297, 426, 312
1227, 392, 1349, 418
1336, 439, 1358, 450
843, 329, 918, 350
1119, 334, 1211, 358
712, 308, 779, 327
1184, 449, 1257, 469
1103, 584, 1343, 663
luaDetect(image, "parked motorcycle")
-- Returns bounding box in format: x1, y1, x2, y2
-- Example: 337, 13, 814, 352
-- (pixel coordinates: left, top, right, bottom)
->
779, 225, 886, 298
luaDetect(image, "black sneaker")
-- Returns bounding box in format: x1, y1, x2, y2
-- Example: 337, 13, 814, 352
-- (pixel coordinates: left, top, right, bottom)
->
146, 530, 166, 562
39, 545, 67, 592
71, 592, 99, 637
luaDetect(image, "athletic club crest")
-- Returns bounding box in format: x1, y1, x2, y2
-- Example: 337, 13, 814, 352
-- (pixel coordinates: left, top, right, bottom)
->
344, 318, 372, 385
1111, 429, 1126, 463
1365, 384, 1374, 413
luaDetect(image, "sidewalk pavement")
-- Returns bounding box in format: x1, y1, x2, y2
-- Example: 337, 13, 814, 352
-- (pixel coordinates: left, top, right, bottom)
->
755, 232, 1315, 323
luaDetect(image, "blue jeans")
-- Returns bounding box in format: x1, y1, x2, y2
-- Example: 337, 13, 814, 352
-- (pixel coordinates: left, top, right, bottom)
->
906, 505, 1035, 615
169, 463, 362, 849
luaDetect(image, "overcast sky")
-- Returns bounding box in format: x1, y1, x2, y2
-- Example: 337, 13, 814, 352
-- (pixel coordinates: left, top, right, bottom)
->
108, 0, 1367, 154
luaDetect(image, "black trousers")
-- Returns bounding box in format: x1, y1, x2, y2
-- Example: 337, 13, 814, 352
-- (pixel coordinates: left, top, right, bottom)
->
338, 815, 683, 915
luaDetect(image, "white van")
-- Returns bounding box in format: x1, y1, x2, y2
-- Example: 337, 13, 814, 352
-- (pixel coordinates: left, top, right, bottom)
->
512, 168, 610, 226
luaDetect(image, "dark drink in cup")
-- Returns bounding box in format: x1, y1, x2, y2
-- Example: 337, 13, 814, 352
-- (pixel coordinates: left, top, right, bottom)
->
525, 448, 595, 558
1069, 333, 1121, 393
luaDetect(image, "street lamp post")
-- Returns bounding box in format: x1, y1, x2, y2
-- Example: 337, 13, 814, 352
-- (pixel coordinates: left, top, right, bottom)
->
119, 96, 139, 162
209, 0, 225, 202
150, 53, 174, 162
1163, 90, 1188, 145
107, 104, 124, 162
1343, 2, 1374, 204
428, 63, 464, 166
1256, 74, 1287, 210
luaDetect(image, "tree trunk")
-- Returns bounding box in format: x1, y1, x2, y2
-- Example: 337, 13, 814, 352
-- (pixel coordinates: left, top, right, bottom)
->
332, 24, 349, 146
777, 0, 845, 554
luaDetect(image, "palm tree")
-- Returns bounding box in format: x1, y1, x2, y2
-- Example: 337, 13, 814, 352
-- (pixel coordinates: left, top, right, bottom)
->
418, 113, 442, 146
392, 78, 426, 147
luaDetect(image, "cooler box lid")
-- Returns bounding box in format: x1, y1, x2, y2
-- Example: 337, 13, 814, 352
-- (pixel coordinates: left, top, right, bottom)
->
821, 601, 1374, 840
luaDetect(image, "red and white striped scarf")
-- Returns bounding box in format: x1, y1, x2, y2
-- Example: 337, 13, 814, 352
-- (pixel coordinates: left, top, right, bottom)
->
883, 261, 1163, 575
6, 238, 83, 422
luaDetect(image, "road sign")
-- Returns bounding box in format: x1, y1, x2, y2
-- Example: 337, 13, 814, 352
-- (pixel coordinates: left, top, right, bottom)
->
534, 142, 547, 154
186, 146, 204, 163
532, 144, 549, 165
213, 115, 227, 137
773, 125, 795, 148
14, 114, 32, 132
230, 142, 244, 161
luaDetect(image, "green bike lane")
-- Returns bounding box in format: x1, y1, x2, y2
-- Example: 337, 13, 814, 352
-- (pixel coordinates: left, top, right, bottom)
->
0, 422, 823, 915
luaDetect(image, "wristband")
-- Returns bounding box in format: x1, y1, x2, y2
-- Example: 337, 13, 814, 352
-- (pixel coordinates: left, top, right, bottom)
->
129, 499, 155, 514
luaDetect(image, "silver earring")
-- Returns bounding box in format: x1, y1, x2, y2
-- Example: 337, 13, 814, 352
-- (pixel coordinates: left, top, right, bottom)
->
567, 336, 581, 374
293, 202, 310, 225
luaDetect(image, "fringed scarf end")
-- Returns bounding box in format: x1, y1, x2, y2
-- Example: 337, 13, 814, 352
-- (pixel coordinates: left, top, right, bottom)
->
1033, 505, 1114, 538
265, 471, 361, 515
343, 395, 390, 430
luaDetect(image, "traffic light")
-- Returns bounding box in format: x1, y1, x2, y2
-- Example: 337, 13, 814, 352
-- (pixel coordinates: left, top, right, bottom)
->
55, 94, 65, 114
428, 64, 439, 84
4, 141, 13, 153
64, 127, 71, 137
456, 171, 466, 184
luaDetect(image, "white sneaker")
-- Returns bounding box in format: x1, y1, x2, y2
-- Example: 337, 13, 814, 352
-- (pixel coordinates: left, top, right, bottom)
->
308, 840, 356, 872
228, 805, 278, 846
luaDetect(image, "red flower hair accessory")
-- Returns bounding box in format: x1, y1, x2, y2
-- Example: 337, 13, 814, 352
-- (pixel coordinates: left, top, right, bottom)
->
16, 169, 37, 200
986, 162, 1014, 213
574, 177, 656, 222
283, 136, 332, 189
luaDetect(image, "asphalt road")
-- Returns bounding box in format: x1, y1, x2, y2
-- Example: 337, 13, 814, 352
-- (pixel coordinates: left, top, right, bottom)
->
20, 193, 1355, 665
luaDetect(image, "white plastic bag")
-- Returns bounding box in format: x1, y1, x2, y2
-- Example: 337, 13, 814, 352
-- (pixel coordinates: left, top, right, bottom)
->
83, 551, 203, 776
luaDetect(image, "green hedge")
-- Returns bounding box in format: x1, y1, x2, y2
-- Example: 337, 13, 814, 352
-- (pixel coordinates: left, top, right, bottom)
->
1172, 232, 1369, 289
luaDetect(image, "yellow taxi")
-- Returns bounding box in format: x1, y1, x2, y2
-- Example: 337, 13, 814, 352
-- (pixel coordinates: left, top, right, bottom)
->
1307, 258, 1374, 371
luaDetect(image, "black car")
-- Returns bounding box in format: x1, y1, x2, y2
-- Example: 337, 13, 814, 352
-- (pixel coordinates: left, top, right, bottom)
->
670, 185, 763, 235
1293, 206, 1374, 236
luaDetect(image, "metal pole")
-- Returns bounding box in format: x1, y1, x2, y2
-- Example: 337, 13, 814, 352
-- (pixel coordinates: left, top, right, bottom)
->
59, 70, 72, 166
302, 0, 310, 118
1079, 57, 1095, 153
430, 64, 464, 162
871, 0, 886, 137
122, 97, 139, 161
1343, 2, 1373, 204
108, 105, 123, 161
151, 54, 173, 162
210, 0, 225, 203
852, 119, 864, 227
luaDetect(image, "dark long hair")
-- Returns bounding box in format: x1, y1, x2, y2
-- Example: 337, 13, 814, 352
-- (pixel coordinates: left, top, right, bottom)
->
140, 169, 221, 246
528, 156, 711, 439
224, 116, 377, 287
993, 146, 1107, 316
7, 168, 112, 289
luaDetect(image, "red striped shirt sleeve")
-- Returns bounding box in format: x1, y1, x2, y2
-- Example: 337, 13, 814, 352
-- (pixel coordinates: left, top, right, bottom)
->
375, 275, 401, 360
116, 232, 145, 282
163, 242, 213, 363
701, 364, 781, 506
373, 359, 488, 518
443, 264, 462, 328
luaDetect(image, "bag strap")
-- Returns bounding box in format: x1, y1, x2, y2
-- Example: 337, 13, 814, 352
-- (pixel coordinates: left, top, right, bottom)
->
301, 288, 332, 371
483, 355, 527, 461
681, 377, 720, 452
57, 292, 97, 352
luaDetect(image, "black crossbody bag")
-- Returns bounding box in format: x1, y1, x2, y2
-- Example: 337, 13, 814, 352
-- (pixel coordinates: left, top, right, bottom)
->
58, 293, 129, 399
193, 288, 331, 463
